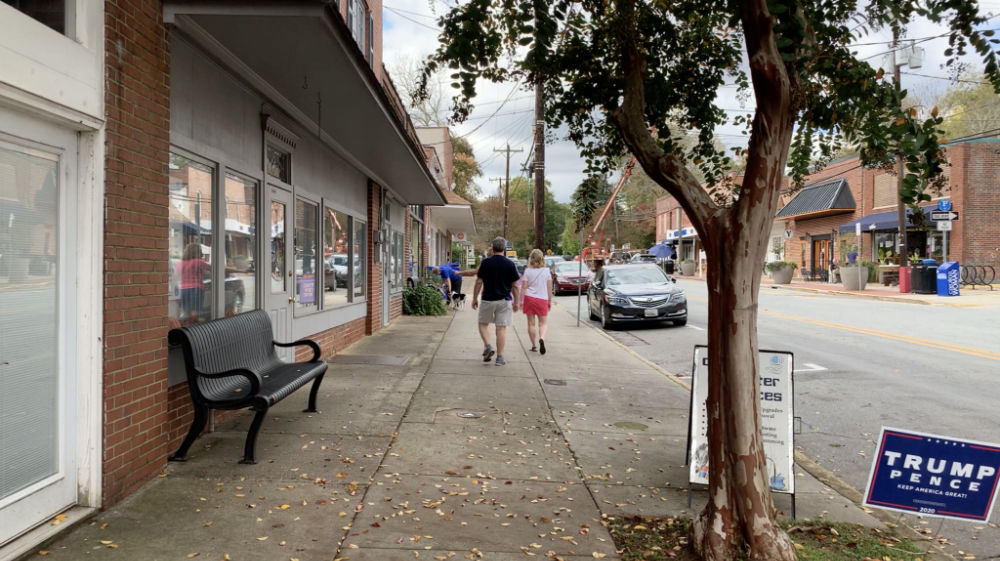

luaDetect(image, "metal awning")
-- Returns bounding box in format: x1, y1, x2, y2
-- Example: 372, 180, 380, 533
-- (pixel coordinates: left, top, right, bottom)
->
837, 205, 939, 233
163, 1, 445, 205
429, 188, 476, 234
776, 178, 855, 220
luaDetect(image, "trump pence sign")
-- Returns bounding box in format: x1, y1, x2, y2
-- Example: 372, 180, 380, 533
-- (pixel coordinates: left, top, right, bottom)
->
864, 427, 1000, 522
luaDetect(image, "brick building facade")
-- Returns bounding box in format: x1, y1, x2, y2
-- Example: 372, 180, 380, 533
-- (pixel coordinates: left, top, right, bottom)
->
0, 2, 459, 557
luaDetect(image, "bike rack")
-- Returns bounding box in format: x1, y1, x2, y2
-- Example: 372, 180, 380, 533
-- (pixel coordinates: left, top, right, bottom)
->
960, 265, 996, 290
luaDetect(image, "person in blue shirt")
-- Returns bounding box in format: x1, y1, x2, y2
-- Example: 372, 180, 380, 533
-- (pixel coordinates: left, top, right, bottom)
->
431, 264, 464, 303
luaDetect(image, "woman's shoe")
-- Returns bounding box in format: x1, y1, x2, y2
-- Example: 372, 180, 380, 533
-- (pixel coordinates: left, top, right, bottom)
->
539, 339, 546, 355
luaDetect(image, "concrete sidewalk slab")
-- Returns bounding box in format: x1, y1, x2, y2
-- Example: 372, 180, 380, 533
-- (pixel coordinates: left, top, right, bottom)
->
31, 294, 920, 561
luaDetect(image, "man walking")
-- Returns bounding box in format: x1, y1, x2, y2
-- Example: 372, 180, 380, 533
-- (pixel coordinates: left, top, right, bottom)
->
472, 237, 521, 365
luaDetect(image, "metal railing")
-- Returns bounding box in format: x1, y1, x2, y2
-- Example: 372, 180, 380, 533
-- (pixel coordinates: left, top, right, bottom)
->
960, 265, 996, 290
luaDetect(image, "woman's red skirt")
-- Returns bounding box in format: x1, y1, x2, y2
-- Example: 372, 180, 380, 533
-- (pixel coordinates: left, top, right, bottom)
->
522, 295, 549, 316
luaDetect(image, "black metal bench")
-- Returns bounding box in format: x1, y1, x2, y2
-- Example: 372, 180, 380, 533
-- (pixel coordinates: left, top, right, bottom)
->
167, 310, 328, 464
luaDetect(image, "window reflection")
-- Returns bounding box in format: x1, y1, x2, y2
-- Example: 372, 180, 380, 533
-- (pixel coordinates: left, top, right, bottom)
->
223, 173, 257, 315
168, 154, 214, 326
294, 198, 318, 312
270, 200, 286, 293
353, 219, 367, 299
324, 207, 350, 308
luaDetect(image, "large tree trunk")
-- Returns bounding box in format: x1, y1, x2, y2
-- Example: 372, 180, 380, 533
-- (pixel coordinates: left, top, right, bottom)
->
689, 229, 796, 561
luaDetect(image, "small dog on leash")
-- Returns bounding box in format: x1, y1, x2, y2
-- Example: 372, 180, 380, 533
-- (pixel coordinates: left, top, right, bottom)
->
450, 292, 466, 310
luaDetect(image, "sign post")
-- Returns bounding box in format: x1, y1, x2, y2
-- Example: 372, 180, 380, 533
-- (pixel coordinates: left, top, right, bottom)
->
933, 200, 956, 262
864, 427, 1000, 522
687, 346, 796, 515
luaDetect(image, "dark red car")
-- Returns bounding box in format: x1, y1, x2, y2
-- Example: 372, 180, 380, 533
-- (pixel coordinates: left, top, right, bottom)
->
550, 261, 593, 295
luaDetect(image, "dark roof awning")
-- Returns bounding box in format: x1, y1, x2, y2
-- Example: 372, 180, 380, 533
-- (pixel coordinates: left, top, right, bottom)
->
837, 205, 940, 233
163, 1, 445, 205
776, 178, 856, 220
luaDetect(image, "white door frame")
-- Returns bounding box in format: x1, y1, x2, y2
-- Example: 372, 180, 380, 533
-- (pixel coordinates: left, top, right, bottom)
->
0, 107, 101, 548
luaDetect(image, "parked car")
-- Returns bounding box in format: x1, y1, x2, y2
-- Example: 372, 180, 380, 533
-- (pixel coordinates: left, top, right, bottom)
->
325, 253, 349, 289
551, 260, 592, 295
544, 255, 565, 268
587, 264, 686, 329
630, 253, 659, 264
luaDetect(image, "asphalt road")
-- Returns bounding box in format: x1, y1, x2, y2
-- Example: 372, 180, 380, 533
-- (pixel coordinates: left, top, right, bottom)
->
555, 280, 1000, 558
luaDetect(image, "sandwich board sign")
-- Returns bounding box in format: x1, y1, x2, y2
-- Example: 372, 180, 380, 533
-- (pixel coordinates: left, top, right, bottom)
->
863, 428, 1000, 522
687, 345, 795, 494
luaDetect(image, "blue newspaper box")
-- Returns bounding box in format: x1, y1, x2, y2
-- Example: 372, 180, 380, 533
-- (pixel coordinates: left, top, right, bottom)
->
936, 261, 960, 297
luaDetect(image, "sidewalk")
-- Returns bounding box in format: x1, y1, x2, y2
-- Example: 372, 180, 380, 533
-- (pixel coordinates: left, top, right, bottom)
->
756, 276, 1000, 307
33, 304, 888, 560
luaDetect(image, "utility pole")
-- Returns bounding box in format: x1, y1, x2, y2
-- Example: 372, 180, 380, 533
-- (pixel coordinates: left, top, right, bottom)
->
891, 32, 923, 292
534, 83, 545, 250
494, 144, 523, 241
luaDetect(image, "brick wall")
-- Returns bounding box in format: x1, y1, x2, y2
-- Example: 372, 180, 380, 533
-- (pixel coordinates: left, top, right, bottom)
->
103, 0, 171, 507
296, 317, 367, 361
956, 141, 1000, 265
367, 181, 383, 334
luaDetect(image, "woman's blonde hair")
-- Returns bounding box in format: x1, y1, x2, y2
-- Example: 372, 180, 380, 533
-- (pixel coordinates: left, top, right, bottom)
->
528, 248, 545, 268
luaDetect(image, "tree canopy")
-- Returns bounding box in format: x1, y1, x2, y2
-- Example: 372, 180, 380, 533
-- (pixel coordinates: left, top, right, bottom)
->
421, 1, 1000, 560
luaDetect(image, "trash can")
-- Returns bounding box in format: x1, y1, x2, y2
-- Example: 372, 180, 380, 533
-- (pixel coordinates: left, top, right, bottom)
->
662, 260, 675, 275
910, 262, 938, 294
936, 261, 960, 297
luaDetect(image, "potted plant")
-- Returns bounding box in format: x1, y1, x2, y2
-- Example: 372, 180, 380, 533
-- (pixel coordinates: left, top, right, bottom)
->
765, 260, 797, 284
680, 258, 696, 276
876, 248, 899, 285
837, 238, 866, 289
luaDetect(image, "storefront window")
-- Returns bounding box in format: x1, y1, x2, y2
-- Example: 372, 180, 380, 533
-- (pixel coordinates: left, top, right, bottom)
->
6, 0, 66, 34
353, 219, 367, 299
295, 198, 318, 312
168, 154, 214, 326
392, 231, 404, 290
270, 200, 286, 294
223, 172, 257, 315
324, 207, 350, 308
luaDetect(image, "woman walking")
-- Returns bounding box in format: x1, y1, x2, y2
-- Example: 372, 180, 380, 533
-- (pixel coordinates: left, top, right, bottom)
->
521, 249, 552, 354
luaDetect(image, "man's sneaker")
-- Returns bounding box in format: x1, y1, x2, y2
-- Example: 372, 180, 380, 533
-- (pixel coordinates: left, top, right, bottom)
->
495, 355, 506, 366
539, 339, 546, 355
483, 345, 495, 362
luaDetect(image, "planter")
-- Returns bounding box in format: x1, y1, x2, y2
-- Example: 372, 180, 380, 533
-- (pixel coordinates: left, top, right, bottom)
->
680, 261, 696, 276
840, 265, 868, 290
877, 264, 899, 286
770, 265, 794, 284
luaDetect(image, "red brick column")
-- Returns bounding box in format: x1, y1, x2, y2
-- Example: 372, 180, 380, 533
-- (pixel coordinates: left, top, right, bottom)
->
102, 0, 171, 507
367, 181, 383, 334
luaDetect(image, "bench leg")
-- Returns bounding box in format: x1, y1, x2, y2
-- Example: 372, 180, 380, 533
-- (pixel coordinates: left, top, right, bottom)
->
240, 408, 268, 465
169, 404, 208, 462
304, 372, 325, 413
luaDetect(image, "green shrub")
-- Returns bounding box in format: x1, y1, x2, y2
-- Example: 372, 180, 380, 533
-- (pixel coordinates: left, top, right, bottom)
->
402, 282, 447, 316
765, 260, 799, 272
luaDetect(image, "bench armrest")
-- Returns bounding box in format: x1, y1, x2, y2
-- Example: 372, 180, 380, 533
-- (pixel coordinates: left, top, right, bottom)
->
196, 367, 262, 396
273, 339, 322, 362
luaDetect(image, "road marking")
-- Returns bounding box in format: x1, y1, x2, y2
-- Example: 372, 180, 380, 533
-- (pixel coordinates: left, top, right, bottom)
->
764, 310, 1000, 362
685, 325, 705, 331
795, 363, 827, 373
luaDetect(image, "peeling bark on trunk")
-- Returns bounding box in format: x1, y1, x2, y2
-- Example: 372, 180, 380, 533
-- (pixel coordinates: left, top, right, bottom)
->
689, 232, 796, 561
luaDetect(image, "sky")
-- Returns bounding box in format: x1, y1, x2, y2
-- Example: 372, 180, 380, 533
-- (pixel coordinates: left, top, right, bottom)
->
381, 1, 1000, 203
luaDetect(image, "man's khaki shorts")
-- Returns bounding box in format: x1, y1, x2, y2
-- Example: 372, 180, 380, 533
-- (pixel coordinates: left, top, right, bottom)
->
478, 299, 513, 326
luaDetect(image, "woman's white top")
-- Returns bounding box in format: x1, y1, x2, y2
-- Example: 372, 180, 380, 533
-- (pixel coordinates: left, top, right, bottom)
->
522, 267, 550, 300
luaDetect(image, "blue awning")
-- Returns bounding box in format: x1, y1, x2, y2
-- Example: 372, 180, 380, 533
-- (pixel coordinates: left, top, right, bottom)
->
837, 206, 939, 233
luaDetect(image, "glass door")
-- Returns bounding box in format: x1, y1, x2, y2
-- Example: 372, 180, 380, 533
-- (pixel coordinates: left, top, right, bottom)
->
266, 185, 294, 359
0, 120, 78, 545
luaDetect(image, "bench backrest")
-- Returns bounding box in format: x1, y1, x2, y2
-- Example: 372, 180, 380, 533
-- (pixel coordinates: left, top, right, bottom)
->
168, 310, 282, 380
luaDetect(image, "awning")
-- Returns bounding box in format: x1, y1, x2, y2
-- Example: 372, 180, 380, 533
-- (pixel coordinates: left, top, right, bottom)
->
837, 205, 939, 233
163, 2, 445, 206
776, 178, 855, 219
429, 188, 476, 235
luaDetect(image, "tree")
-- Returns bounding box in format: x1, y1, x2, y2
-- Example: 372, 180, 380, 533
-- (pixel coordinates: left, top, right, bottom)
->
451, 133, 483, 201
421, 2, 1000, 560
936, 70, 1000, 140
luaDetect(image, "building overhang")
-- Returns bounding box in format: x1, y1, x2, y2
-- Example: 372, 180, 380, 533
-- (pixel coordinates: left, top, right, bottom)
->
430, 205, 476, 235
776, 178, 855, 220
163, 1, 445, 205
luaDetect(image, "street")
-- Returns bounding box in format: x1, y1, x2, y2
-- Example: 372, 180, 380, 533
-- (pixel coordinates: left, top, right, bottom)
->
555, 280, 1000, 558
